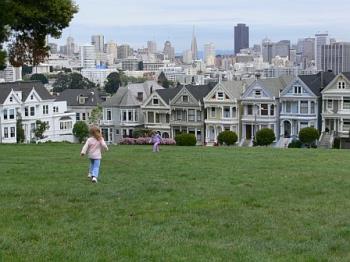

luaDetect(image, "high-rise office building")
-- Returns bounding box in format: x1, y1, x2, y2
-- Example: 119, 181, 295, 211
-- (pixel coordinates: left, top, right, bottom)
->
315, 32, 329, 70
106, 41, 118, 65
273, 40, 290, 58
66, 36, 75, 57
80, 44, 96, 68
262, 38, 273, 63
183, 50, 193, 64
163, 41, 175, 61
147, 41, 157, 54
91, 35, 105, 53
191, 26, 198, 60
117, 44, 133, 59
204, 42, 216, 66
321, 42, 350, 74
234, 23, 249, 54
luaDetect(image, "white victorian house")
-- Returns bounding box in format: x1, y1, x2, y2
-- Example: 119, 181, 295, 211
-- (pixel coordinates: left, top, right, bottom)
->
203, 80, 245, 145
240, 76, 292, 146
0, 81, 76, 143
321, 72, 350, 147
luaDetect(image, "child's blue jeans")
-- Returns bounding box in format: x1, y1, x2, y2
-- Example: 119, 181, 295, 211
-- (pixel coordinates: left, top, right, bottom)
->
89, 159, 101, 178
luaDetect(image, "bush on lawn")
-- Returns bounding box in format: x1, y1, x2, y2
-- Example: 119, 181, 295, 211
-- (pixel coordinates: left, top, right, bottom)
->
255, 128, 276, 146
299, 127, 319, 148
288, 139, 302, 148
73, 121, 89, 143
175, 133, 196, 146
333, 137, 341, 149
217, 131, 238, 146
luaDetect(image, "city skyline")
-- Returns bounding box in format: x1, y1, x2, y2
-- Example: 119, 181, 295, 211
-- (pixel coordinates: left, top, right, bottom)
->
55, 0, 350, 51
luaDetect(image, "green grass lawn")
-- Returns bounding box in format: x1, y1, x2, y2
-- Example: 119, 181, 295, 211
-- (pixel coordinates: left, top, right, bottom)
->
1, 144, 350, 261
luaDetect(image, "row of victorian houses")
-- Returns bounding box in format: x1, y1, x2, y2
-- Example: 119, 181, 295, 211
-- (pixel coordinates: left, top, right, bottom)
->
1, 72, 350, 148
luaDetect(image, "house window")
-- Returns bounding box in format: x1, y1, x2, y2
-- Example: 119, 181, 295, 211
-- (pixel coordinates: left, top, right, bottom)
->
153, 98, 159, 105
53, 106, 58, 113
188, 109, 195, 121
76, 113, 80, 121
166, 114, 170, 123
79, 96, 86, 104
300, 101, 308, 114
176, 110, 182, 121
255, 90, 261, 96
211, 107, 216, 118
60, 121, 72, 130
10, 127, 15, 138
123, 111, 127, 121
232, 107, 237, 117
148, 112, 154, 123
128, 111, 133, 121
116, 129, 120, 135
196, 110, 201, 121
182, 95, 189, 102
223, 107, 230, 118
338, 82, 346, 89
261, 104, 268, 116
300, 122, 308, 129
155, 113, 160, 123
217, 92, 224, 100
43, 105, 49, 115
134, 111, 138, 122
30, 107, 35, 116
107, 110, 112, 121
9, 109, 15, 119
25, 107, 29, 117
327, 100, 333, 109
30, 95, 34, 100
82, 113, 86, 120
286, 101, 291, 113
343, 120, 350, 131
3, 109, 8, 120
294, 86, 302, 94
4, 127, 8, 138
9, 97, 13, 102
343, 98, 350, 110
270, 105, 275, 116
247, 105, 253, 115
311, 101, 316, 113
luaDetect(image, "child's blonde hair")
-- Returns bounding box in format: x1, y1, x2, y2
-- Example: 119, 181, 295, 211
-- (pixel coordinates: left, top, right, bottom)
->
90, 126, 102, 141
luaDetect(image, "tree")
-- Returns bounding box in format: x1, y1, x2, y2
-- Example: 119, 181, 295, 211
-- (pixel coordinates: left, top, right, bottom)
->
88, 106, 103, 126
217, 131, 238, 146
255, 128, 276, 146
73, 121, 89, 143
34, 120, 49, 140
299, 127, 320, 148
157, 72, 171, 88
16, 114, 25, 143
104, 71, 126, 94
30, 73, 48, 84
0, 0, 78, 69
52, 72, 95, 93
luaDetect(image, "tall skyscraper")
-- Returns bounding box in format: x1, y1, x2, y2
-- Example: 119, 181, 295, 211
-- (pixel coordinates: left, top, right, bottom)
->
191, 26, 198, 60
147, 41, 157, 54
262, 38, 273, 63
163, 41, 175, 61
273, 40, 290, 58
91, 35, 105, 53
315, 32, 329, 70
234, 23, 249, 55
117, 44, 132, 59
183, 50, 193, 64
106, 41, 118, 65
66, 36, 75, 57
321, 42, 350, 74
204, 42, 216, 66
80, 44, 96, 68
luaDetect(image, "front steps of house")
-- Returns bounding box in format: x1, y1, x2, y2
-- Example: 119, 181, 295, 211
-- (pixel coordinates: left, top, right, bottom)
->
319, 133, 333, 149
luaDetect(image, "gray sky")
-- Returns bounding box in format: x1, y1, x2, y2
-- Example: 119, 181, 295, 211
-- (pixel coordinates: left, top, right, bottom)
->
56, 0, 350, 52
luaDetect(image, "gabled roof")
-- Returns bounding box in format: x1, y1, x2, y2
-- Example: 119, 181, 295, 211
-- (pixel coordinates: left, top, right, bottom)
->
156, 87, 181, 105
299, 72, 336, 96
103, 81, 163, 107
56, 88, 104, 106
0, 81, 52, 104
220, 80, 246, 99
186, 84, 216, 103
341, 72, 350, 81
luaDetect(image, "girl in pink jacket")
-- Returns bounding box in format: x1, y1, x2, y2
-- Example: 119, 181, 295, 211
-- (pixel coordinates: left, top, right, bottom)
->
81, 126, 108, 183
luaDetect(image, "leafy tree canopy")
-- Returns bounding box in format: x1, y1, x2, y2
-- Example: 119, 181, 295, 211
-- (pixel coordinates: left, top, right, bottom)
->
0, 0, 78, 69
73, 121, 89, 143
53, 72, 95, 93
30, 73, 48, 84
105, 71, 127, 94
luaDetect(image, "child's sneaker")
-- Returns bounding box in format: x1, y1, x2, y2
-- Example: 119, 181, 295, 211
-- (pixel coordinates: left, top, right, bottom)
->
92, 177, 98, 183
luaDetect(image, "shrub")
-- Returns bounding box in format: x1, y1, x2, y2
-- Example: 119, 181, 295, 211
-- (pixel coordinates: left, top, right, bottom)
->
333, 137, 341, 149
133, 129, 153, 138
119, 137, 176, 145
255, 128, 276, 146
175, 133, 197, 146
217, 131, 238, 146
73, 121, 89, 143
288, 140, 302, 148
299, 127, 319, 147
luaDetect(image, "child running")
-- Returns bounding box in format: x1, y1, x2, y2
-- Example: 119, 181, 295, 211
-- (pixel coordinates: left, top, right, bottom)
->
151, 131, 162, 153
81, 126, 109, 183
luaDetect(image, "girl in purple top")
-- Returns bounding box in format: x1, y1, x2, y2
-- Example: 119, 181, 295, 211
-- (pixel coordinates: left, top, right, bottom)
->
151, 131, 162, 152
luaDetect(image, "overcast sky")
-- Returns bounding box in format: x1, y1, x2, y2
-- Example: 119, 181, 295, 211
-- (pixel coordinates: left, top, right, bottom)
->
55, 0, 350, 52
